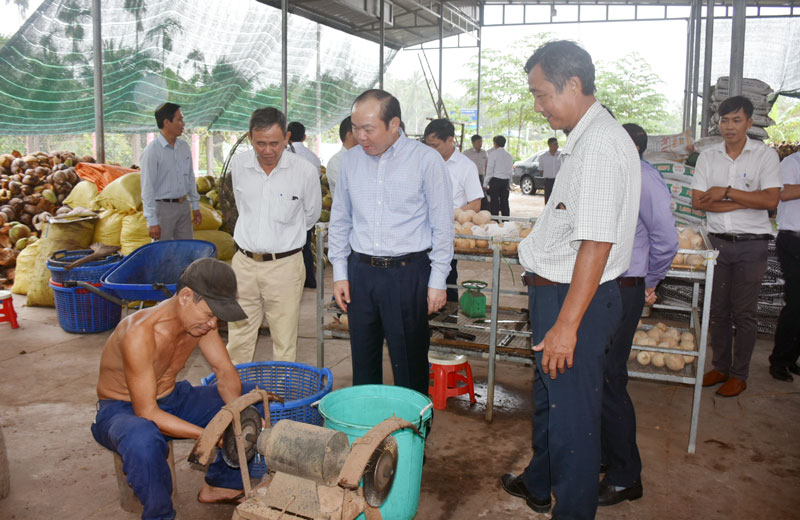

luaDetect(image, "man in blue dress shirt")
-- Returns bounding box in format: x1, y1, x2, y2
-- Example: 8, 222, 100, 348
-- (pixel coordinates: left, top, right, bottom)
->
140, 102, 202, 241
599, 123, 679, 507
328, 89, 454, 395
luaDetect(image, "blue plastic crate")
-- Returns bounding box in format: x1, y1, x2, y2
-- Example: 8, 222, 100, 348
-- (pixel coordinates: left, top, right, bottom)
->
101, 240, 216, 302
50, 280, 122, 333
47, 249, 122, 284
202, 361, 333, 478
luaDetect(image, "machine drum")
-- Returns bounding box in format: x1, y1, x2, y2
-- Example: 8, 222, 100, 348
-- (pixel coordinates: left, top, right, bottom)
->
363, 435, 398, 507
222, 405, 262, 468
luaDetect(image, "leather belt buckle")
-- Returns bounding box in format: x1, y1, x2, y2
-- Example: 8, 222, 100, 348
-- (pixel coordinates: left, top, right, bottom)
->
252, 252, 265, 261
370, 257, 392, 268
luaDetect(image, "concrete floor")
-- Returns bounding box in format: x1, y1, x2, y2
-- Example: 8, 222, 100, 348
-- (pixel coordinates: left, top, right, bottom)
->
1, 192, 799, 519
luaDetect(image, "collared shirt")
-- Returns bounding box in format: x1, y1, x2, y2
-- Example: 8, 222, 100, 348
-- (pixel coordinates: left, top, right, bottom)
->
446, 149, 484, 209
291, 141, 322, 174
777, 151, 800, 232
230, 149, 321, 254
328, 131, 454, 290
623, 160, 679, 287
538, 150, 562, 179
484, 147, 514, 186
140, 133, 199, 227
326, 146, 346, 196
691, 137, 781, 234
518, 101, 641, 284
463, 147, 488, 177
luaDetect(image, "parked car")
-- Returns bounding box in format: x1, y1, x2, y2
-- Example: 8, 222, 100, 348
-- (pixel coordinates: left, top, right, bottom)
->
512, 149, 548, 195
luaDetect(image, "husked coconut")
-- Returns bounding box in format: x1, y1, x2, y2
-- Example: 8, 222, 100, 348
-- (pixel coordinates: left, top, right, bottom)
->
678, 236, 692, 249
458, 209, 476, 224
686, 254, 704, 266
655, 322, 667, 331
651, 352, 666, 368
646, 328, 662, 340
475, 239, 489, 248
636, 351, 652, 366
680, 331, 695, 344
665, 354, 685, 371
673, 253, 685, 264
501, 242, 518, 255
633, 330, 648, 344
472, 210, 492, 226
454, 208, 463, 221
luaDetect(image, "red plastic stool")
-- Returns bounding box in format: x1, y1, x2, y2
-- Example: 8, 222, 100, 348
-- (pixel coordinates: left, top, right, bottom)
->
0, 290, 19, 329
428, 351, 476, 410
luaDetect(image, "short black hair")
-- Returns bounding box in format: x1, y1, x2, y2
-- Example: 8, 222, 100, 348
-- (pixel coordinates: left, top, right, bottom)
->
155, 102, 181, 129
339, 116, 353, 142
471, 134, 482, 143
248, 107, 287, 135
622, 123, 648, 158
287, 121, 306, 142
718, 95, 754, 119
423, 118, 455, 141
547, 137, 558, 145
353, 89, 402, 129
493, 135, 506, 147
524, 40, 596, 95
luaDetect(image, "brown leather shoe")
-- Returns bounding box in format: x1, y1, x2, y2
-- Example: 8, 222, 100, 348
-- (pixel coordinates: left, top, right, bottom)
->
716, 377, 746, 397
702, 369, 729, 387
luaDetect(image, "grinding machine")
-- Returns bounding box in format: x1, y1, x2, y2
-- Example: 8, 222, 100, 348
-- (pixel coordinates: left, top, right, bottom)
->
188, 389, 420, 520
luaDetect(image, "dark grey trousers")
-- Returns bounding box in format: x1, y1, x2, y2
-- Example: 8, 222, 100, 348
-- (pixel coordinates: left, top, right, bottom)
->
155, 199, 193, 241
708, 235, 769, 380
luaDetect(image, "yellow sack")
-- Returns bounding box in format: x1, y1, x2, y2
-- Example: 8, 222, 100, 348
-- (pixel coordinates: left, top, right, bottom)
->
120, 212, 151, 256
27, 219, 97, 307
194, 202, 223, 231
92, 210, 125, 247
193, 230, 235, 261
93, 172, 141, 214
63, 181, 98, 210
11, 240, 40, 295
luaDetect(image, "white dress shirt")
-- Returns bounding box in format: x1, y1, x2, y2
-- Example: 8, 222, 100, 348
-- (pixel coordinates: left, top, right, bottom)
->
691, 137, 782, 234
463, 148, 488, 177
231, 149, 322, 254
777, 151, 800, 232
140, 134, 200, 227
484, 147, 514, 186
326, 146, 346, 196
518, 102, 641, 284
291, 141, 322, 174
446, 149, 484, 209
538, 150, 562, 179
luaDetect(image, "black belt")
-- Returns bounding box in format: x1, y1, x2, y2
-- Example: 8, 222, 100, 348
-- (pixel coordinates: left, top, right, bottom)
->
778, 230, 800, 239
617, 276, 644, 288
709, 232, 772, 242
156, 196, 186, 203
236, 245, 302, 262
521, 273, 560, 287
356, 250, 429, 269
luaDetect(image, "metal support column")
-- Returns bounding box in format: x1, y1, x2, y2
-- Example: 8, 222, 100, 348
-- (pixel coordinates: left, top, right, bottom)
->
281, 0, 288, 116
690, 0, 703, 138
315, 223, 325, 368
700, 0, 715, 137
486, 245, 501, 422
729, 0, 746, 96
379, 0, 385, 89
476, 5, 483, 133
92, 0, 105, 164
438, 5, 444, 117
206, 134, 214, 175
682, 12, 695, 130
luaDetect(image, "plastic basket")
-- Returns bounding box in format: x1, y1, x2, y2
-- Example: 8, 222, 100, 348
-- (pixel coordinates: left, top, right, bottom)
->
47, 249, 123, 284
49, 279, 122, 333
201, 361, 333, 478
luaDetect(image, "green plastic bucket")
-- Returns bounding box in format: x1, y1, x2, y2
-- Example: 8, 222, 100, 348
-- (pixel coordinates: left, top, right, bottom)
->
318, 384, 433, 520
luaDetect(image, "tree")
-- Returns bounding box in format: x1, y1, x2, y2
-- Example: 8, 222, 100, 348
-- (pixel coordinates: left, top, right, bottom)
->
595, 53, 679, 134
768, 96, 800, 143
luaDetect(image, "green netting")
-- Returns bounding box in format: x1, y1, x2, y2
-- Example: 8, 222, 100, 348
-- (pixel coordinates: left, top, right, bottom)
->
0, 0, 396, 135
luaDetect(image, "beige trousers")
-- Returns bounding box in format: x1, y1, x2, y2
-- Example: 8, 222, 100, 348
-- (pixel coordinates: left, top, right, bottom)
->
226, 250, 305, 365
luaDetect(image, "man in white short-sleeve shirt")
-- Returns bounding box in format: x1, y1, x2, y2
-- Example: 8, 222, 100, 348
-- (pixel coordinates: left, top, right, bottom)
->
424, 118, 485, 302
538, 136, 562, 204
226, 108, 322, 365
692, 95, 781, 397
500, 41, 640, 520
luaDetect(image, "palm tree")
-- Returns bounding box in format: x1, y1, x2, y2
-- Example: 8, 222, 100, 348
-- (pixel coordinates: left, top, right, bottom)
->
146, 16, 184, 66
123, 0, 147, 51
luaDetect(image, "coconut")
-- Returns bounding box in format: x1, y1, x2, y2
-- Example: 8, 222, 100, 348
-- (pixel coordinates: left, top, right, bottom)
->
633, 330, 648, 344
457, 209, 476, 224
454, 208, 463, 221
664, 327, 681, 340
655, 322, 667, 331
501, 242, 518, 255
651, 352, 666, 368
678, 236, 692, 249
689, 234, 704, 249
673, 253, 685, 265
680, 331, 695, 344
646, 328, 662, 340
636, 351, 652, 366
454, 238, 470, 249
686, 254, 704, 266
665, 354, 685, 371
519, 227, 532, 238
472, 210, 492, 226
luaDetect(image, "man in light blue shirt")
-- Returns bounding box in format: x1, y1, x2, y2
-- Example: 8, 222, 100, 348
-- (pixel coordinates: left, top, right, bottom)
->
140, 103, 201, 241
328, 89, 454, 395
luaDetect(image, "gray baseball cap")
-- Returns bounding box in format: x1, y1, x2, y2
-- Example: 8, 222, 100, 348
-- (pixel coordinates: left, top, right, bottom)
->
178, 257, 247, 322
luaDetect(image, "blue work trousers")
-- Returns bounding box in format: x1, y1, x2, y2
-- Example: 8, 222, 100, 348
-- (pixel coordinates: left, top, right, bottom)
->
346, 251, 431, 395
521, 278, 622, 520
91, 381, 258, 520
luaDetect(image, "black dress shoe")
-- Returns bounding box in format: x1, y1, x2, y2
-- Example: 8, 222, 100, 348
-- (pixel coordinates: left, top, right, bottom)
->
500, 473, 552, 513
598, 479, 643, 507
769, 365, 794, 382
788, 363, 800, 376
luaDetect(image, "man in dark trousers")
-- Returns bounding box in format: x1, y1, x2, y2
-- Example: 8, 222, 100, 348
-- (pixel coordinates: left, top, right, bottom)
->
501, 40, 640, 520
484, 135, 514, 216
599, 123, 678, 507
328, 89, 453, 395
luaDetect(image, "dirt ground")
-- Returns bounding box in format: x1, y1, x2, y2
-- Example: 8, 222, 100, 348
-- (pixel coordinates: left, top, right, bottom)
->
1, 191, 799, 519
